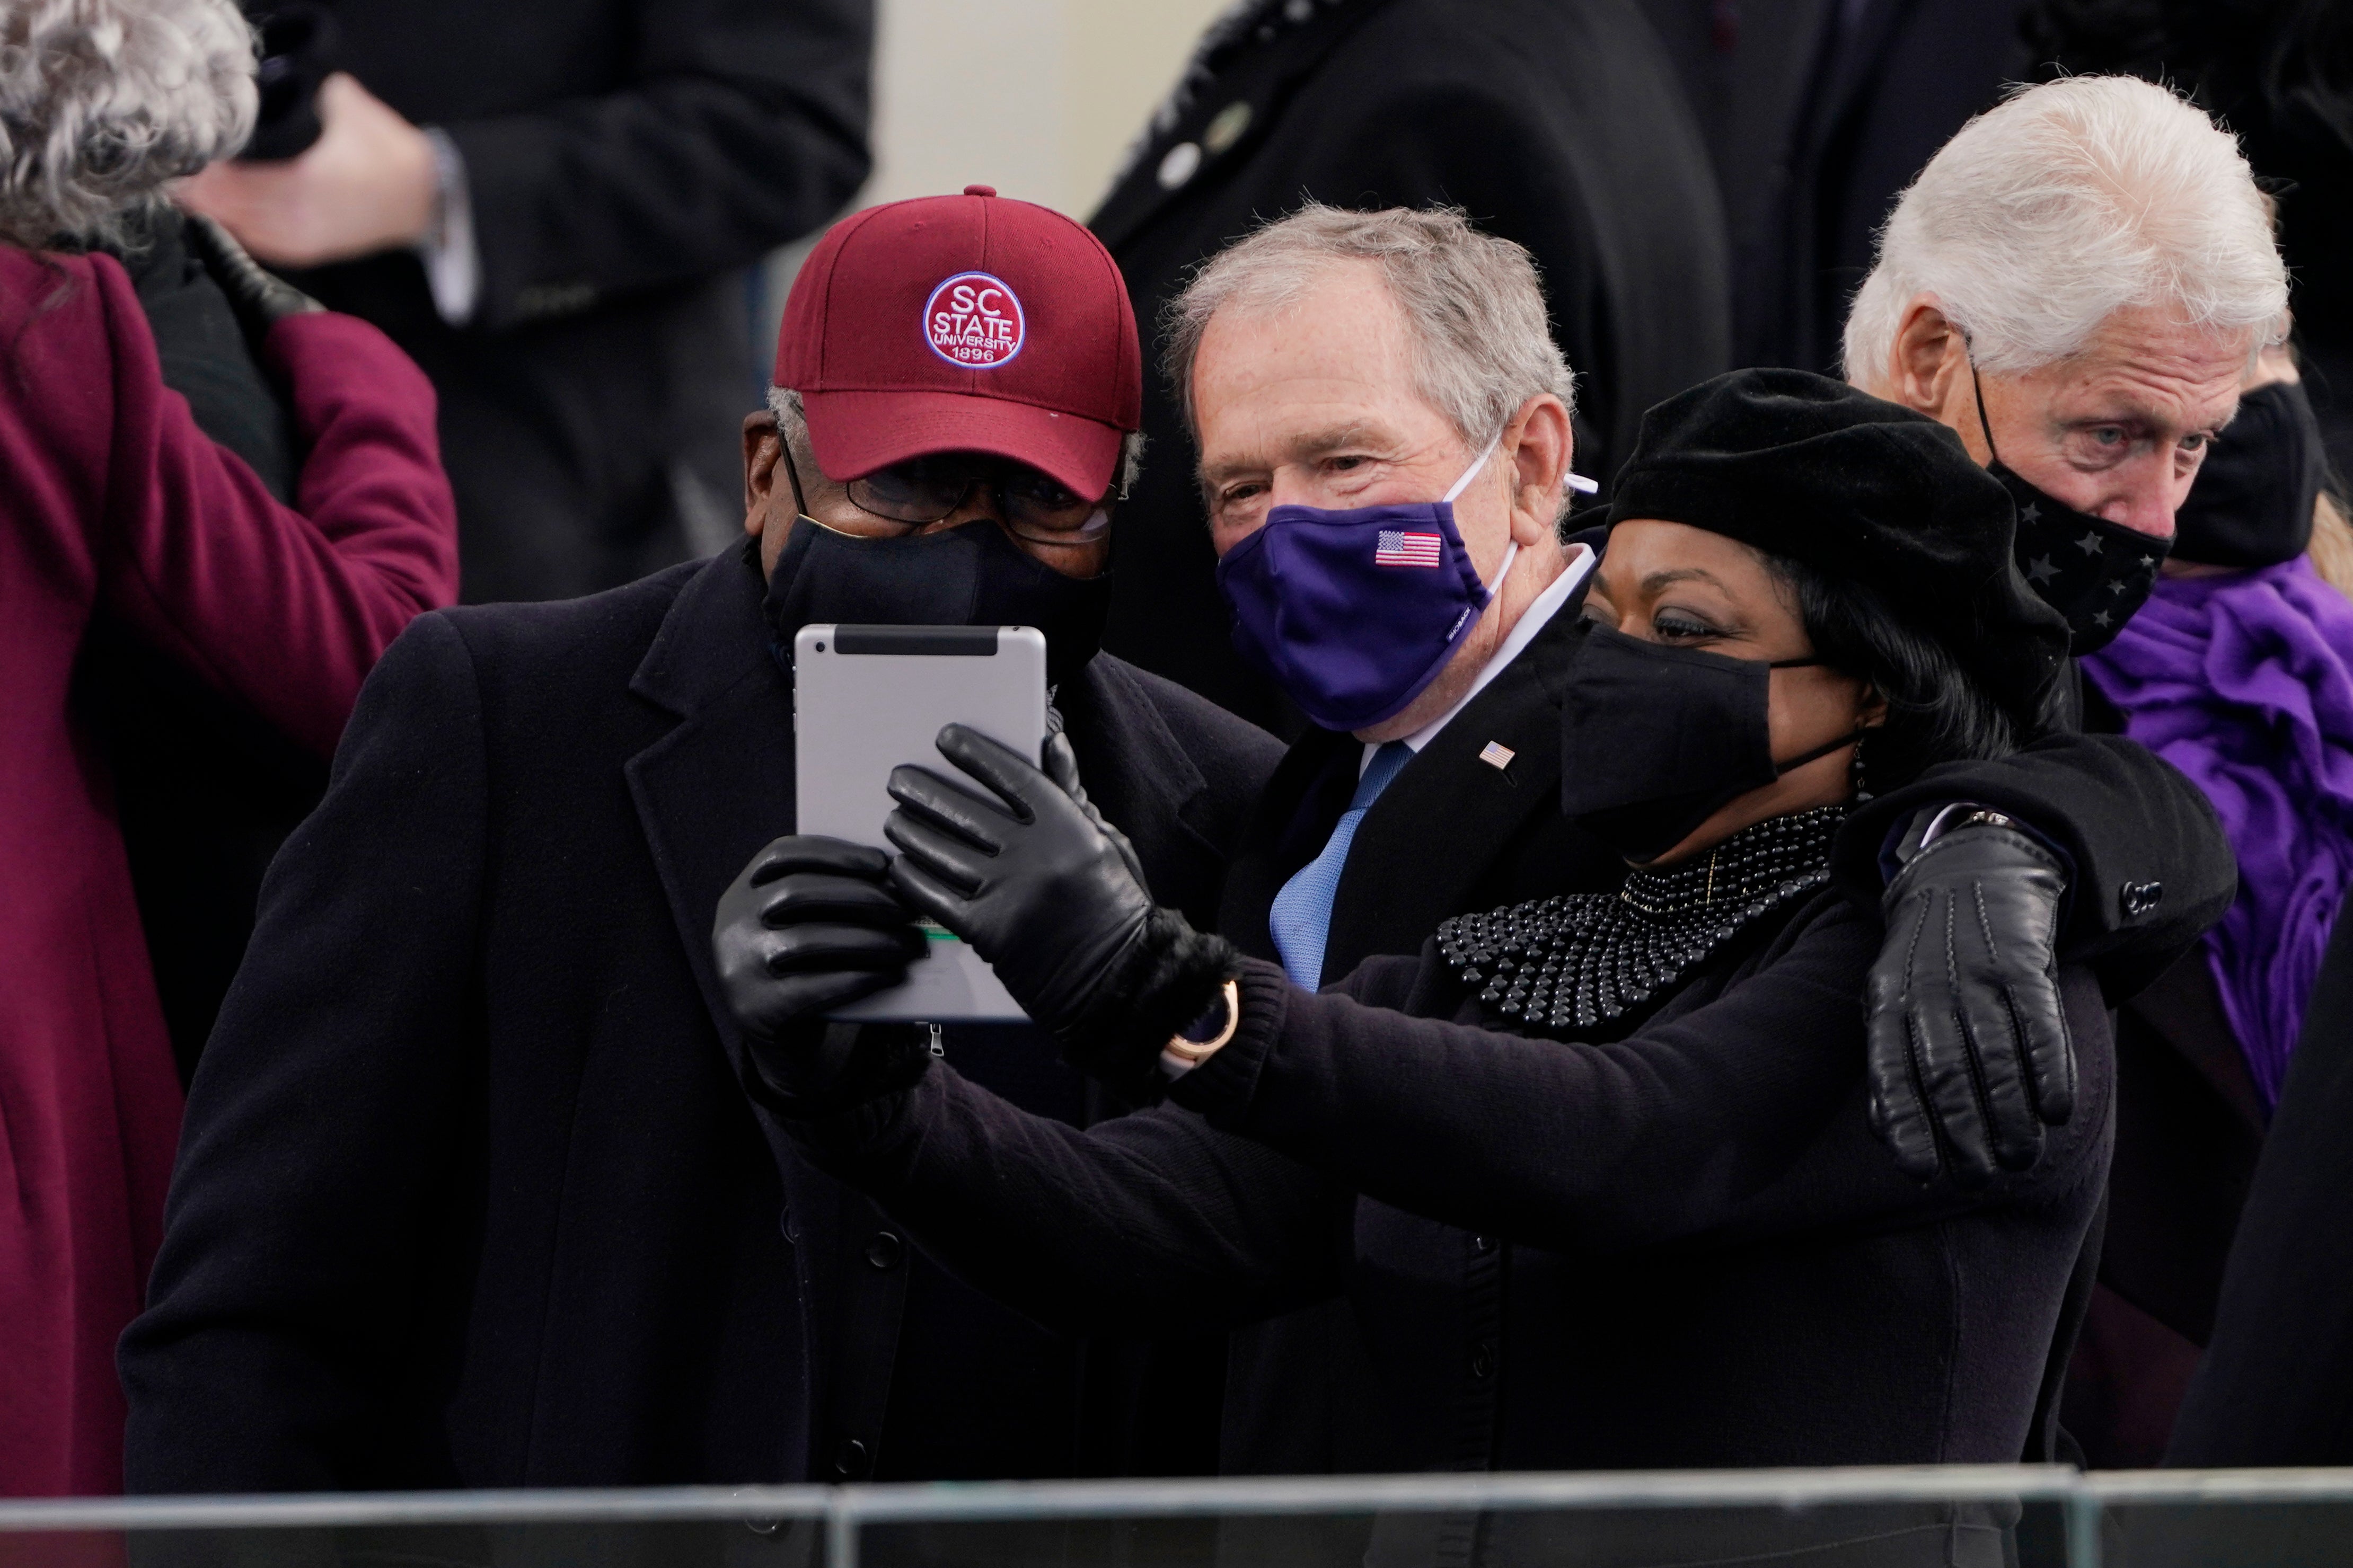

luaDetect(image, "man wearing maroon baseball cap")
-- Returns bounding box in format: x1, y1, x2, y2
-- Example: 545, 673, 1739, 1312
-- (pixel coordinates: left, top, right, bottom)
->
124, 187, 1279, 1491
750, 184, 1147, 686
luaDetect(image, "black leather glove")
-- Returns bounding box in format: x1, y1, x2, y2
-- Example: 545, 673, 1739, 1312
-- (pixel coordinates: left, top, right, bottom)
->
1865, 818, 2077, 1186
712, 834, 927, 1040
885, 724, 1233, 1091
182, 212, 323, 336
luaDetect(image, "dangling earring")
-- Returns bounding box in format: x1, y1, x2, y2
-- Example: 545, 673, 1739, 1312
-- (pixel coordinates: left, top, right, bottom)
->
1849, 729, 1872, 803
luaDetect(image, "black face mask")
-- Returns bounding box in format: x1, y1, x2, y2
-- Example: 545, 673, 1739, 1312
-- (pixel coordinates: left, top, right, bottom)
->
1971, 365, 2167, 655
2173, 379, 2328, 569
762, 515, 1111, 687
1558, 626, 1858, 864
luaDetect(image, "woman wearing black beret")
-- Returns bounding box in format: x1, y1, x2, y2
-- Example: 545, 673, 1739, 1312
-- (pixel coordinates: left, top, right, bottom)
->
719, 371, 2113, 1556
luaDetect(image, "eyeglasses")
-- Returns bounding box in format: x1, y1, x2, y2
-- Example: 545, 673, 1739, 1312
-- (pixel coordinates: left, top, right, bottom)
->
782, 444, 1110, 545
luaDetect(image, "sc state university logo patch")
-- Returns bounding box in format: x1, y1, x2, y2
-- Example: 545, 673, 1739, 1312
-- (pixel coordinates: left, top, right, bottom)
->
924, 271, 1026, 368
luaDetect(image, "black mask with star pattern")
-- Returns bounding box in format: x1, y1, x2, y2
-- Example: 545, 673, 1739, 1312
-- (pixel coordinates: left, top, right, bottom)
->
1971, 366, 2169, 655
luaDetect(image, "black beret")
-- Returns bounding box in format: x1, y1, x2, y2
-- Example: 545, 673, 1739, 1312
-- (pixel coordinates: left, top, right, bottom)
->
1603, 368, 2070, 724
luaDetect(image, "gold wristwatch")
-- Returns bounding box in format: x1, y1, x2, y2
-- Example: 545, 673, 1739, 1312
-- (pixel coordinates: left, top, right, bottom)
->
1164, 979, 1242, 1067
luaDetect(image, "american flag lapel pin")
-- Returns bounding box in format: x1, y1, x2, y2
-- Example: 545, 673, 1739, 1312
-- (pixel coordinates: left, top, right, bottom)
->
1374, 529, 1443, 567
1478, 741, 1515, 771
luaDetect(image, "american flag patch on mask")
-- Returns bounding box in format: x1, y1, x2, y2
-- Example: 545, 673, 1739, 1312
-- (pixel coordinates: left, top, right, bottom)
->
1374, 529, 1443, 567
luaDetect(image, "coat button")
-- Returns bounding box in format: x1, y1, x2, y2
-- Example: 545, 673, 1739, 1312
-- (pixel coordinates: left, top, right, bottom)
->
1203, 101, 1253, 156
1469, 1340, 1496, 1380
865, 1230, 904, 1270
2120, 880, 2164, 918
1157, 141, 1202, 189
832, 1438, 871, 1479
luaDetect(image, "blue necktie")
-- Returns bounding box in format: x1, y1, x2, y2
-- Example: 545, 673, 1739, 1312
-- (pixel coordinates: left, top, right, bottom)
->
1268, 740, 1414, 989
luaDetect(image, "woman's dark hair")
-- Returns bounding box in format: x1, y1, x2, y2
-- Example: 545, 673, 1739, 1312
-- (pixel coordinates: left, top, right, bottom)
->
1765, 554, 2031, 793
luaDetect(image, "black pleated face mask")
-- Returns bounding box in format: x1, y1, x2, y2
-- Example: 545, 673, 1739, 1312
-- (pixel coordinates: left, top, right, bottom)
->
1557, 626, 1856, 865
2172, 379, 2328, 569
1971, 365, 2169, 655
761, 513, 1111, 687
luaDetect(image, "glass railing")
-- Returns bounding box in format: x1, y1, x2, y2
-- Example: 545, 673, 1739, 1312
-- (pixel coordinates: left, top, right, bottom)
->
3, 1466, 2350, 1567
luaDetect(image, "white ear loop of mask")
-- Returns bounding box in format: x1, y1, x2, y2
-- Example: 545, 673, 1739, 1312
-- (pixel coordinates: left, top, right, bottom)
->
1446, 432, 1520, 593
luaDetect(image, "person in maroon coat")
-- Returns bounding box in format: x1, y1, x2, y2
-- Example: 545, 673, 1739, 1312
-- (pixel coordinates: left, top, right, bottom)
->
0, 0, 459, 1496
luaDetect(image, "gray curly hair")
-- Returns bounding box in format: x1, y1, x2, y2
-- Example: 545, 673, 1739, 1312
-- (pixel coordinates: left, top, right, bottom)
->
0, 0, 255, 249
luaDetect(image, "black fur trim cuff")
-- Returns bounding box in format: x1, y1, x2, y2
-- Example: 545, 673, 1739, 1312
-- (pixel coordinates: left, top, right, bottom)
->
1058, 907, 1243, 1103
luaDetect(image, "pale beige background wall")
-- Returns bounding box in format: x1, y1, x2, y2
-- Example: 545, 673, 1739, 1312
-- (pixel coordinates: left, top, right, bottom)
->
862, 0, 1233, 219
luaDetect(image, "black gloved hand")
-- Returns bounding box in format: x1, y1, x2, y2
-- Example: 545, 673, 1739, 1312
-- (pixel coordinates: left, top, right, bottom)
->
182, 212, 323, 336
885, 725, 1156, 1033
1865, 820, 2076, 1186
885, 724, 1234, 1091
712, 835, 928, 1044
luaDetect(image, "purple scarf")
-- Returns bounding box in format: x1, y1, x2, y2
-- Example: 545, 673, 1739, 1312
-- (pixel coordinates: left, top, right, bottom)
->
2083, 556, 2353, 1109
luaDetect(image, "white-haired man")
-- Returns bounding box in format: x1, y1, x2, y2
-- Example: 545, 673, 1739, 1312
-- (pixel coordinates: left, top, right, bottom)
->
1842, 74, 2286, 1466
1847, 74, 2285, 634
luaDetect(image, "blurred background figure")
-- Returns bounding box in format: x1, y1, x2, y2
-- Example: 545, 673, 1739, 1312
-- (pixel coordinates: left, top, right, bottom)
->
0, 0, 459, 1496
1085, 0, 1732, 728
2068, 341, 2353, 1467
1640, 0, 2039, 376
179, 0, 874, 603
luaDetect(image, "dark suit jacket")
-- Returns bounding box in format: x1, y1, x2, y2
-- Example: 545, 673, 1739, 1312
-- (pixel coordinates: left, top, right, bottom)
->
289, 0, 872, 602
1089, 0, 1731, 725
119, 548, 1279, 1491
1218, 592, 1625, 985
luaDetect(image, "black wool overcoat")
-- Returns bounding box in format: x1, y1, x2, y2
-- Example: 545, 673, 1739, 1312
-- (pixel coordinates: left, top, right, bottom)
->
119, 548, 1280, 1491
1089, 0, 1733, 724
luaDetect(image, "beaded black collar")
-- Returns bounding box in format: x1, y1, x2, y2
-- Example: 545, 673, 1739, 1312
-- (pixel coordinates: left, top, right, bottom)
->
1434, 805, 1848, 1038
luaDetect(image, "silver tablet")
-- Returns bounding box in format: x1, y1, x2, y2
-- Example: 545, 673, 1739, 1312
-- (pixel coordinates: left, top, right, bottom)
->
792, 623, 1048, 1022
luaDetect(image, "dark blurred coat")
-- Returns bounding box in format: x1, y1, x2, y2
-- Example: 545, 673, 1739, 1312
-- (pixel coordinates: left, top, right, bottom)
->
121, 551, 1280, 1492
287, 0, 871, 602
1089, 0, 1731, 728
2, 245, 455, 1498
1712, 0, 2033, 374
82, 210, 324, 1089
2168, 888, 2353, 1466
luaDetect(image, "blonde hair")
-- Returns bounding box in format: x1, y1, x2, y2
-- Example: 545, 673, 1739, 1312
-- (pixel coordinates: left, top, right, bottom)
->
2307, 491, 2353, 601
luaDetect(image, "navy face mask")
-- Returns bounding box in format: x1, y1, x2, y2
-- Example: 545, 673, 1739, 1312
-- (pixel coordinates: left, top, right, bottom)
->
1216, 436, 1510, 733
1558, 626, 1853, 864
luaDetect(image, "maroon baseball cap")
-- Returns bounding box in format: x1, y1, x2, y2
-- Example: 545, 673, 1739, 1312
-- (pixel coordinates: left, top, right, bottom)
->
774, 185, 1142, 501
